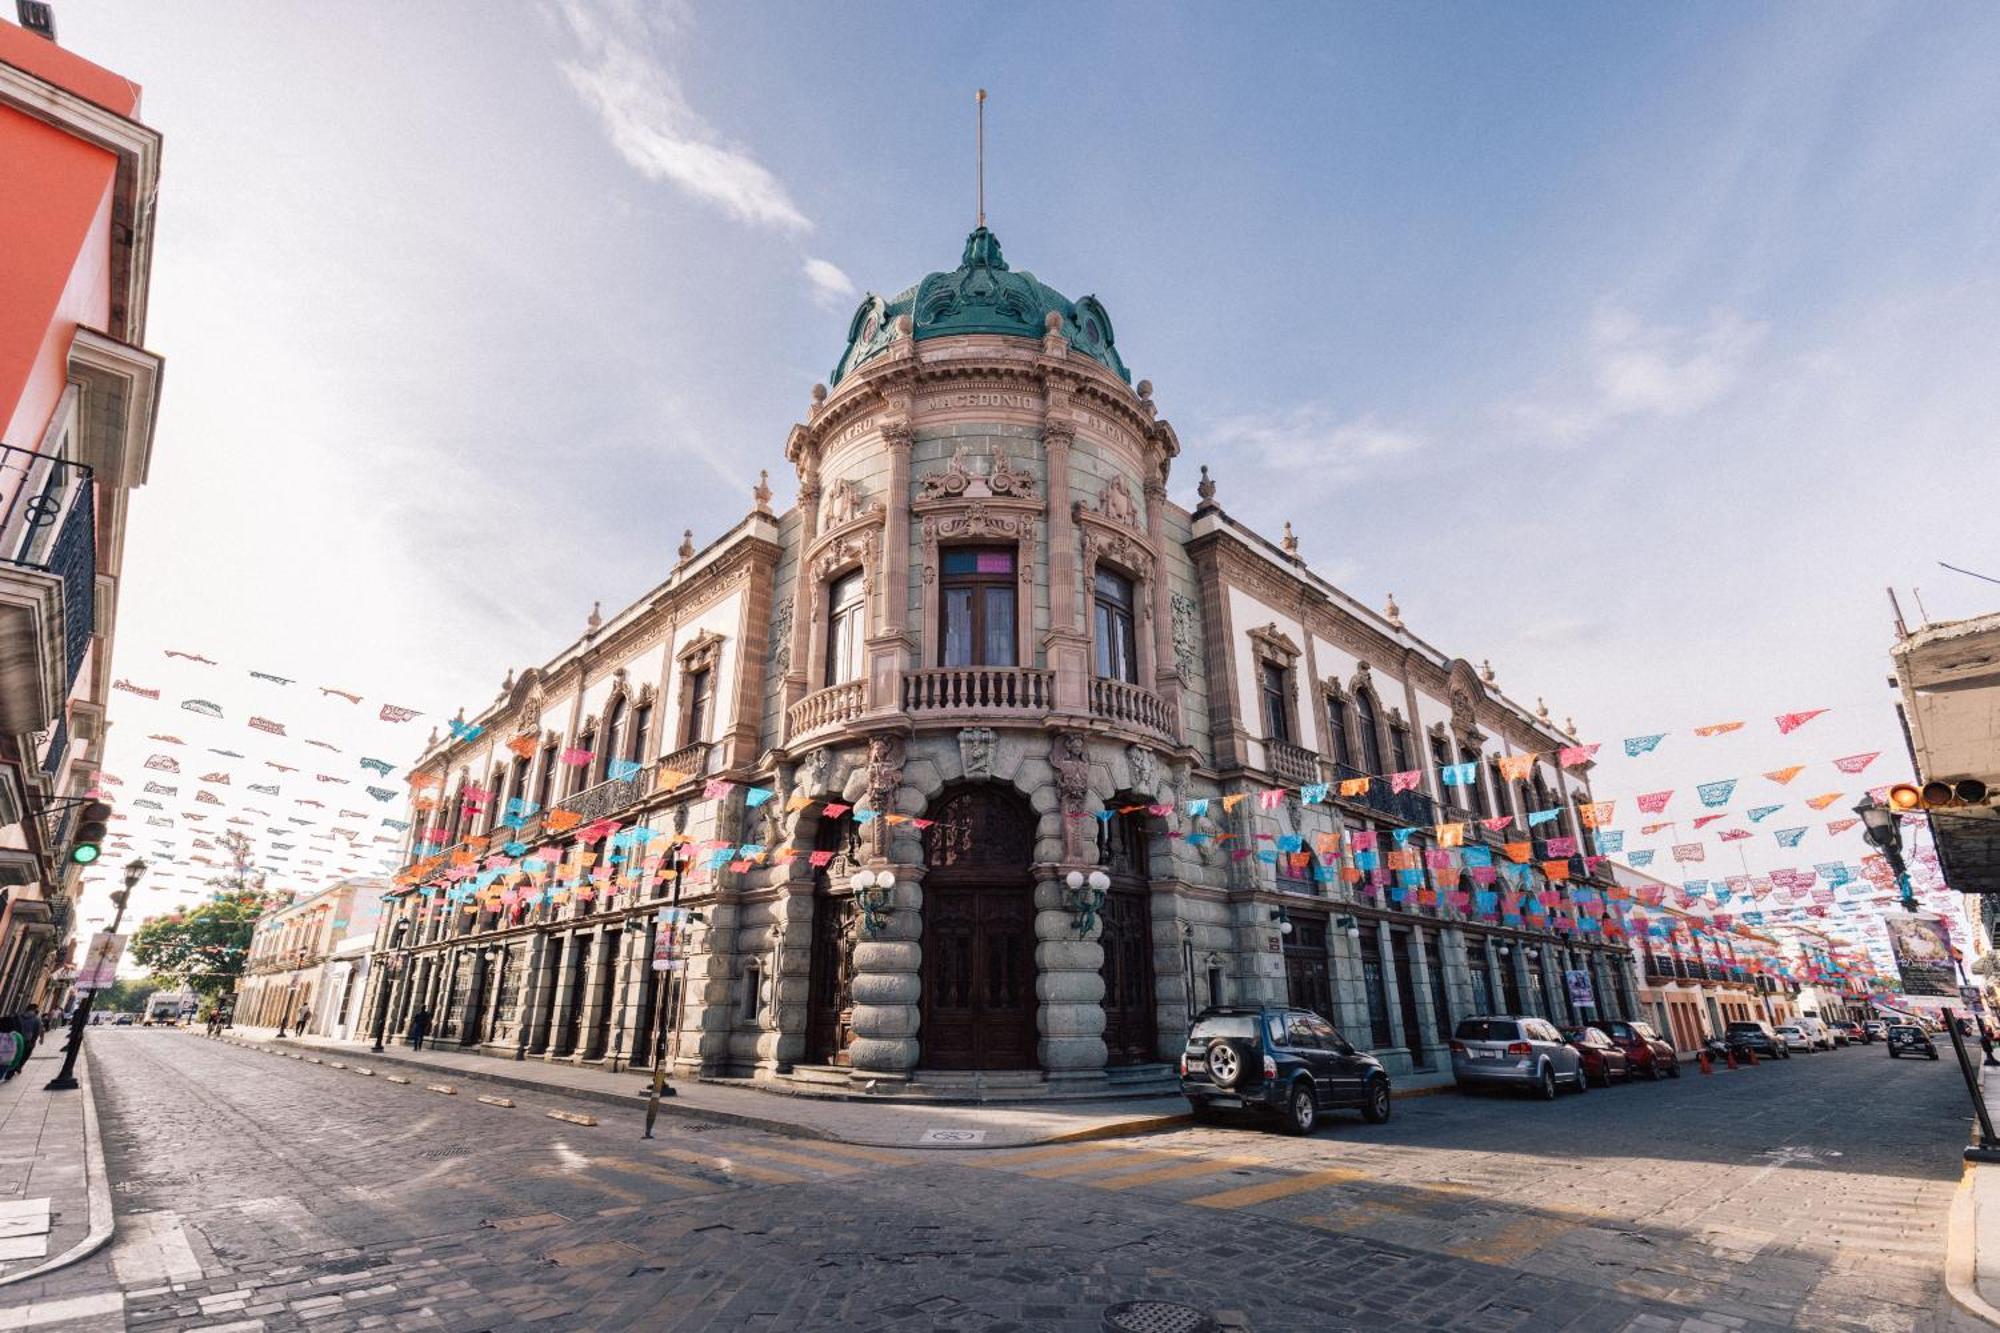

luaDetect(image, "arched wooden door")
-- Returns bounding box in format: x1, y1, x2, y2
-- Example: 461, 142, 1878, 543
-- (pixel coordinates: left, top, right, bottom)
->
804, 816, 861, 1066
921, 786, 1039, 1071
1099, 810, 1158, 1066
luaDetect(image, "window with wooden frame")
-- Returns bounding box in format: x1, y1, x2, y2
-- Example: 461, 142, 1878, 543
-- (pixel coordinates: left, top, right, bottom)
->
1355, 690, 1385, 775
1324, 690, 1354, 769
938, 547, 1017, 667
675, 632, 725, 750
825, 567, 866, 685
571, 728, 595, 796
1389, 720, 1412, 776
1092, 567, 1139, 684
629, 701, 652, 763
535, 741, 558, 812
1261, 661, 1292, 744
598, 696, 627, 785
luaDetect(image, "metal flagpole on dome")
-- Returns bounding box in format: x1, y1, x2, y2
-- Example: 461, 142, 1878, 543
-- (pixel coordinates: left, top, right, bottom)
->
976, 89, 987, 228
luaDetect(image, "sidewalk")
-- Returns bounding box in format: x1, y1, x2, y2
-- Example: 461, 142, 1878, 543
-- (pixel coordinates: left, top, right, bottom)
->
0, 1040, 114, 1289
218, 1026, 1192, 1149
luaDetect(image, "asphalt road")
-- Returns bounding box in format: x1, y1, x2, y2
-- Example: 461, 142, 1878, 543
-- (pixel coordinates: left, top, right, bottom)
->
7, 1031, 1987, 1332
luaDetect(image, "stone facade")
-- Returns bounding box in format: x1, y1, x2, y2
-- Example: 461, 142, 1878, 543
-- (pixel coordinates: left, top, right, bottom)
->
367, 229, 1641, 1096
235, 877, 383, 1029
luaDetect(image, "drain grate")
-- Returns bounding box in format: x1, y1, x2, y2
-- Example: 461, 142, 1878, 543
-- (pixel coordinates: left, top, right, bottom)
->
418, 1149, 469, 1160
1102, 1301, 1218, 1333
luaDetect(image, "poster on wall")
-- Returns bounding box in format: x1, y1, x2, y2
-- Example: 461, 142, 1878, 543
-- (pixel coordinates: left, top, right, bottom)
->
1565, 969, 1595, 1009
1883, 913, 1957, 998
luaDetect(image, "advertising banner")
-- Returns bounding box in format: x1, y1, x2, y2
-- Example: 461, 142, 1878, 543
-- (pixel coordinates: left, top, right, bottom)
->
76, 932, 127, 992
1884, 913, 1957, 999
1565, 968, 1595, 1009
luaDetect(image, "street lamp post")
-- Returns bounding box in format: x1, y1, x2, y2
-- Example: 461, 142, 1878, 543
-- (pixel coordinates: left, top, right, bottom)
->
276, 978, 298, 1039
45, 858, 146, 1092
1855, 799, 1918, 912
369, 919, 412, 1053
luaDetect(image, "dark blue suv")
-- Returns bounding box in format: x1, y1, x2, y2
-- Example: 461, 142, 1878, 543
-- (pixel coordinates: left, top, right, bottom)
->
1179, 1006, 1393, 1134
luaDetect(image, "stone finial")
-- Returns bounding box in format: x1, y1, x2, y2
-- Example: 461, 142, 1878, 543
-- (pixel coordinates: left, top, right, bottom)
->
1479, 658, 1496, 684
677, 529, 695, 565
1044, 310, 1063, 334
1136, 378, 1153, 400
1535, 696, 1551, 721
1384, 593, 1403, 628
426, 725, 439, 747
810, 382, 827, 406
500, 667, 515, 694
894, 313, 912, 338
1564, 716, 1579, 738
753, 469, 773, 515
1281, 522, 1299, 557
1196, 465, 1217, 507
586, 601, 602, 633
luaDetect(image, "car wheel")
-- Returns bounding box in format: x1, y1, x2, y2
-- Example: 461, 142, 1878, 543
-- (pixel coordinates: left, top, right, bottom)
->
1283, 1082, 1318, 1135
1537, 1063, 1558, 1101
1888, 1050, 1898, 1059
1646, 1057, 1662, 1081
1361, 1078, 1392, 1125
1574, 1064, 1591, 1093
1667, 1057, 1681, 1078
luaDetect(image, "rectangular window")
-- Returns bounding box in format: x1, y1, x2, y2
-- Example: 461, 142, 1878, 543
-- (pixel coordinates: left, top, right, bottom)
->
1326, 699, 1352, 769
939, 547, 1017, 667
825, 569, 867, 685
1261, 662, 1290, 743
535, 744, 557, 812
684, 669, 712, 746
630, 704, 652, 762
1092, 569, 1139, 683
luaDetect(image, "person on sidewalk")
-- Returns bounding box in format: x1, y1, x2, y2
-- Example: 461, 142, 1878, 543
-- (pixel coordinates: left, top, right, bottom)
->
408, 1006, 431, 1051
0, 1019, 21, 1081
16, 1007, 41, 1059
296, 1005, 312, 1036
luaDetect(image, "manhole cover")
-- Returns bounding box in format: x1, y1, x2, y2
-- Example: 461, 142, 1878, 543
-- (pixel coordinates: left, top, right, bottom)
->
1102, 1301, 1217, 1333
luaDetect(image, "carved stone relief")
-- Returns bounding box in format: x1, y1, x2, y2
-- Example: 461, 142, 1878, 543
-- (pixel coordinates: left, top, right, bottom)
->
1126, 743, 1157, 798
917, 444, 1038, 501
959, 727, 996, 782
1170, 593, 1201, 683
1096, 474, 1139, 528
770, 597, 794, 677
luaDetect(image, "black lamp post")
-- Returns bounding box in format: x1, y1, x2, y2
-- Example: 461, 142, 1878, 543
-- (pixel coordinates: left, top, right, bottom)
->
369, 918, 412, 1053
45, 858, 145, 1092
1855, 799, 1918, 912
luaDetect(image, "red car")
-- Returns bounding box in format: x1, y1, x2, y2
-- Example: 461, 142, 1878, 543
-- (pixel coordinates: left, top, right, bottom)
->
1589, 1019, 1681, 1080
1561, 1025, 1632, 1086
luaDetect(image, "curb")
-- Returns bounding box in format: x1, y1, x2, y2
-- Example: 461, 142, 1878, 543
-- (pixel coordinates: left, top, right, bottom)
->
0, 1046, 117, 1290
1945, 1163, 2000, 1327
252, 1036, 1197, 1150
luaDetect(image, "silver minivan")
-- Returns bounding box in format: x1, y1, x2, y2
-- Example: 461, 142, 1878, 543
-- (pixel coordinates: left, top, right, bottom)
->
1451, 1015, 1587, 1099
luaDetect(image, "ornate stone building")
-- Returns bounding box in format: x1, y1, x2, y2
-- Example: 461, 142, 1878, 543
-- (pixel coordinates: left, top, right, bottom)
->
367, 229, 1637, 1095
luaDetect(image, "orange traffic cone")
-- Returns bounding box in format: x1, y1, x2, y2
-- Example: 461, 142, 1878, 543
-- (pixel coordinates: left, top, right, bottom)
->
1745, 1048, 1758, 1066
1699, 1051, 1713, 1075
1725, 1049, 1739, 1070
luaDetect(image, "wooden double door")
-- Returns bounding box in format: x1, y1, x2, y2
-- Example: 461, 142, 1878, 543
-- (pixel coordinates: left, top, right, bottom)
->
922, 883, 1038, 1070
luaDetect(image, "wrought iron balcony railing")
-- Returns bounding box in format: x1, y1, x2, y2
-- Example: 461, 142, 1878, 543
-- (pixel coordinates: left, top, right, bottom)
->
0, 443, 96, 733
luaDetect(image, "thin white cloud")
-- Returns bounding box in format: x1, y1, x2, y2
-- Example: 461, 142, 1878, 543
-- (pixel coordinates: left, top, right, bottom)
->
553, 0, 810, 234
1501, 304, 1769, 446
801, 256, 857, 308
1204, 407, 1423, 479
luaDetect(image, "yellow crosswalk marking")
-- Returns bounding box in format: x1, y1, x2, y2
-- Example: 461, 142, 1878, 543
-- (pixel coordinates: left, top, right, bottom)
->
806, 1141, 916, 1166
1188, 1167, 1367, 1209
701, 1142, 864, 1174
602, 1159, 724, 1195
651, 1146, 804, 1185
968, 1142, 1135, 1168
1445, 1214, 1578, 1264
1022, 1150, 1182, 1180
1092, 1157, 1259, 1192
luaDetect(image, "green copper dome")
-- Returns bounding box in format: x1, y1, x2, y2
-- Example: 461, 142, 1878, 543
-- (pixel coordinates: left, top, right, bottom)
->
830, 228, 1130, 386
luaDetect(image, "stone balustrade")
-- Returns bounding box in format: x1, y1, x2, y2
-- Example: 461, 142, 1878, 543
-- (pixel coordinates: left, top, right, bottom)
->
1265, 737, 1321, 789
901, 666, 1054, 719
786, 679, 867, 744
1086, 677, 1178, 742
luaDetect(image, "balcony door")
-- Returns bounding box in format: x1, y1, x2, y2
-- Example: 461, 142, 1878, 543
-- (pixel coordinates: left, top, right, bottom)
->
920, 786, 1038, 1070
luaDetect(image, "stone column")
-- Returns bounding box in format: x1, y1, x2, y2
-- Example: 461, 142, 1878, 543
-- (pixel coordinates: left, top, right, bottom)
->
1143, 475, 1182, 728
846, 865, 923, 1082
1376, 919, 1406, 1050
580, 930, 616, 1061
1040, 420, 1090, 712
1035, 867, 1107, 1082
863, 419, 915, 715
784, 462, 821, 714
1409, 929, 1440, 1058
514, 934, 548, 1058
767, 888, 810, 1072
541, 931, 579, 1060
605, 927, 641, 1071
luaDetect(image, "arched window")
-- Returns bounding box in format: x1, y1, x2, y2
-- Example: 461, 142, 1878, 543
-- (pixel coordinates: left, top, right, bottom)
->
1092, 568, 1139, 684
1355, 691, 1384, 775
826, 569, 867, 685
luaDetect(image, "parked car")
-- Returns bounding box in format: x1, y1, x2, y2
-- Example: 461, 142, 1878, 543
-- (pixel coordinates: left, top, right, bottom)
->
1451, 1016, 1586, 1099
1561, 1025, 1631, 1086
1724, 1020, 1792, 1060
1860, 1020, 1887, 1044
1887, 1024, 1939, 1059
1773, 1024, 1815, 1054
1795, 1018, 1835, 1050
1591, 1019, 1680, 1079
1179, 1006, 1393, 1134
1826, 1023, 1854, 1048
112, 1013, 135, 1026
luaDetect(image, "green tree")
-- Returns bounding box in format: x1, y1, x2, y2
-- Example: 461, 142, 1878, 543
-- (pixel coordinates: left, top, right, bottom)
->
128, 832, 282, 1001
90, 974, 156, 1013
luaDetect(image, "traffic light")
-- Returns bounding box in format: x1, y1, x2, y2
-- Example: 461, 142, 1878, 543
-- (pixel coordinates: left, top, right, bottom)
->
1888, 778, 1989, 811
69, 801, 111, 865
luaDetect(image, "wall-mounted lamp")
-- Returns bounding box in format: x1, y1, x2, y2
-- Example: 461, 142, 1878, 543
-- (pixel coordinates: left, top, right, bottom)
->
1333, 914, 1363, 942
849, 868, 897, 936
1270, 906, 1293, 936
1064, 869, 1110, 936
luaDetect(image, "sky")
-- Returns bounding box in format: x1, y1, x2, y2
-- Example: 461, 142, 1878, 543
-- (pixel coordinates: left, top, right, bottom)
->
32, 2, 2000, 964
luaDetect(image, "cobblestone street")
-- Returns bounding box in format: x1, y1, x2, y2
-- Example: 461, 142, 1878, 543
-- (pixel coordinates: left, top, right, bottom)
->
0, 1031, 1983, 1331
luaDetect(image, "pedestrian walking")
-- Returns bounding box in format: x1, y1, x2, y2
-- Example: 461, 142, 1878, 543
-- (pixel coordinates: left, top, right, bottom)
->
296, 1004, 312, 1036
0, 1019, 21, 1081
16, 1007, 41, 1059
408, 1006, 430, 1051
